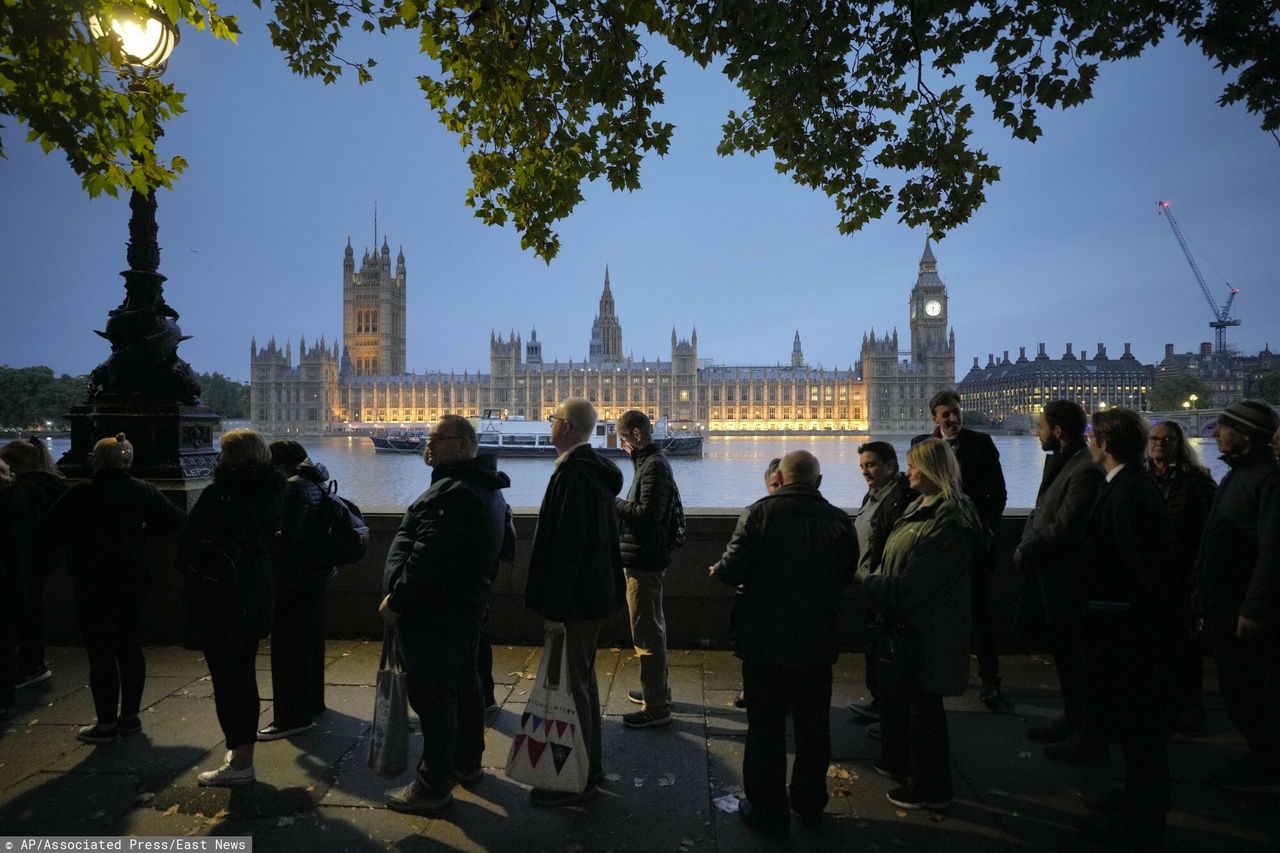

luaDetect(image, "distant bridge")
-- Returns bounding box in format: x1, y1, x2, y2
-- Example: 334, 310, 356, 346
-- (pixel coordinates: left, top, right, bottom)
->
1145, 408, 1223, 439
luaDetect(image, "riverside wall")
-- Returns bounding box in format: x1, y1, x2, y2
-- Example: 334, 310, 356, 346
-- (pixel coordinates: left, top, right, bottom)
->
41, 508, 1031, 649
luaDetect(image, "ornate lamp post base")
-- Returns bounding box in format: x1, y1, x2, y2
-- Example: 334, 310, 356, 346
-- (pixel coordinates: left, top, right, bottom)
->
60, 401, 220, 506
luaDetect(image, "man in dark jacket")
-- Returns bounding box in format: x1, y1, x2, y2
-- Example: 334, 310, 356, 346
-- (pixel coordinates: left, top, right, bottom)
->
1193, 400, 1280, 792
525, 397, 625, 807
381, 414, 514, 814
709, 451, 857, 839
1013, 400, 1105, 760
849, 441, 916, 724
915, 390, 1008, 709
614, 409, 679, 729
1075, 408, 1178, 850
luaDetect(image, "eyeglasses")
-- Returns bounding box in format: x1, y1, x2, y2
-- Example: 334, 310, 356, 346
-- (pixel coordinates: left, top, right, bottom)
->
549, 415, 566, 425
1148, 436, 1177, 445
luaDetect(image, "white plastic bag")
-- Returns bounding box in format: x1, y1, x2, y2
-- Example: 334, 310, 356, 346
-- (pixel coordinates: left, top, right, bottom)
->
504, 631, 590, 792
367, 626, 410, 778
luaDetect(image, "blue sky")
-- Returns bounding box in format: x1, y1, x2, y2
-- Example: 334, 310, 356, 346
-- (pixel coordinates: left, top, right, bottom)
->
1, 12, 1277, 383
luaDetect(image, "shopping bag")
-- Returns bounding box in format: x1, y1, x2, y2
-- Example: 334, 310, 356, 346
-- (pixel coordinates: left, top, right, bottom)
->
504, 631, 591, 792
367, 625, 410, 778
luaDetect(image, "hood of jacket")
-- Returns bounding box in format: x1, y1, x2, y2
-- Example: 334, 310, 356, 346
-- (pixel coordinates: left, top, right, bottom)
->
628, 442, 664, 467
562, 444, 624, 495
286, 460, 330, 484
431, 453, 512, 490
214, 462, 286, 497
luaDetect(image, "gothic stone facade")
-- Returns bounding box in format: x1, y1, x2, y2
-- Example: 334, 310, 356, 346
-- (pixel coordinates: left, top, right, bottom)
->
251, 238, 956, 434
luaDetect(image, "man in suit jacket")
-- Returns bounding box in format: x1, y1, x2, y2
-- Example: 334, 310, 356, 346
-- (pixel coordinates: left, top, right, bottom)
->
915, 390, 1008, 709
1013, 400, 1104, 755
1076, 408, 1178, 851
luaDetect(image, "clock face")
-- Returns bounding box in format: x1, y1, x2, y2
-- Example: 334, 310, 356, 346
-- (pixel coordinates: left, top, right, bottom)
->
924, 299, 942, 317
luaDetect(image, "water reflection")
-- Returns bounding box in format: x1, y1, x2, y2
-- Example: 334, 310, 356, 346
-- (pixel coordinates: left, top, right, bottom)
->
39, 434, 1228, 511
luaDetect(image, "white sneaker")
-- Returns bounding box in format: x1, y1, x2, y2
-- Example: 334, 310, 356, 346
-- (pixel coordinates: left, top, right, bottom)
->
198, 751, 255, 787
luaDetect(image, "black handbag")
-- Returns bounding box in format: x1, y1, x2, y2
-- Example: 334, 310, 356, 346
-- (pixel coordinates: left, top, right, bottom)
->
867, 616, 918, 693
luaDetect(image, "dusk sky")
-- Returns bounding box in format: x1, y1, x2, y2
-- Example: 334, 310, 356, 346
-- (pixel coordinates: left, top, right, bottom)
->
1, 12, 1277, 384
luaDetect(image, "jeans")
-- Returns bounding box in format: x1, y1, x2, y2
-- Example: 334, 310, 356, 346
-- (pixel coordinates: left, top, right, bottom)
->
741, 661, 833, 824
205, 639, 261, 750
74, 582, 147, 724
270, 583, 327, 725
625, 568, 671, 715
880, 687, 952, 800
398, 618, 484, 794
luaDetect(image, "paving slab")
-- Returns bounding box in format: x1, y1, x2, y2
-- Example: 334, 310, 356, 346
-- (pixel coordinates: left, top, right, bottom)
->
22, 676, 196, 726
0, 766, 139, 835
0, 723, 85, 794
604, 653, 706, 717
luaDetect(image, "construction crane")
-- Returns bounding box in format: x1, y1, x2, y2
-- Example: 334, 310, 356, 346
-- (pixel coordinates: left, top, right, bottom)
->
1156, 200, 1240, 354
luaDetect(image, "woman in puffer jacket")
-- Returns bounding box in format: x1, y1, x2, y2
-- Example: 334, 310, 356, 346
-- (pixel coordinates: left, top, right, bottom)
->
257, 440, 335, 741
43, 434, 185, 744
178, 429, 283, 787
856, 437, 988, 812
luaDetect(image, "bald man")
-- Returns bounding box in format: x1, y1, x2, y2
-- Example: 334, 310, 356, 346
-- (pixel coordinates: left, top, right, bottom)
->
709, 450, 857, 839
525, 398, 625, 807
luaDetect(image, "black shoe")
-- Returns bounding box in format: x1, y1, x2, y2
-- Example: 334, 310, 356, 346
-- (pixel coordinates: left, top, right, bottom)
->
980, 685, 1012, 711
848, 699, 880, 721
1044, 735, 1109, 766
257, 720, 316, 741
117, 716, 143, 736
453, 766, 484, 787
623, 710, 673, 729
1077, 788, 1123, 812
886, 785, 951, 811
1027, 717, 1075, 743
626, 689, 644, 705
15, 666, 51, 689
739, 799, 789, 840
732, 692, 747, 709
386, 781, 453, 814
792, 807, 823, 827
873, 758, 908, 783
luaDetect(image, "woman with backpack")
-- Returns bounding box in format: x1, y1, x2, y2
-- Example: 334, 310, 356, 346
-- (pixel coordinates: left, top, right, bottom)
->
258, 440, 335, 741
178, 429, 283, 786
42, 433, 185, 743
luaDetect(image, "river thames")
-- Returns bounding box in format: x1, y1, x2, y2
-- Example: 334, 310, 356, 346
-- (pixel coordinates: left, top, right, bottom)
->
46, 433, 1229, 511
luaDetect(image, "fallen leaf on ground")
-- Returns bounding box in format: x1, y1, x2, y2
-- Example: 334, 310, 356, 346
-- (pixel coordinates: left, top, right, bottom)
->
634, 777, 645, 787
605, 773, 621, 782
162, 805, 180, 817
277, 816, 295, 827
894, 809, 908, 818
713, 794, 740, 814
827, 765, 856, 780
1018, 750, 1032, 759
929, 812, 945, 822
658, 773, 676, 787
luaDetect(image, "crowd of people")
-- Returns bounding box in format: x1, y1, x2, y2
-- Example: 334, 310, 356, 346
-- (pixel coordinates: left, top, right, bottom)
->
1, 392, 1277, 852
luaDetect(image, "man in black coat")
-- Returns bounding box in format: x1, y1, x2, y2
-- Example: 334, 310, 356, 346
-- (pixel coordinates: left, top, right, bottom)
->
1013, 400, 1105, 760
915, 390, 1008, 709
525, 397, 625, 807
1193, 400, 1280, 792
614, 409, 679, 729
1076, 408, 1178, 850
709, 451, 857, 839
381, 414, 514, 815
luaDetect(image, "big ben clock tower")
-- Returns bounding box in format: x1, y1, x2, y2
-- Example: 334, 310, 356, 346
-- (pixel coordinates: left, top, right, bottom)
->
909, 240, 951, 362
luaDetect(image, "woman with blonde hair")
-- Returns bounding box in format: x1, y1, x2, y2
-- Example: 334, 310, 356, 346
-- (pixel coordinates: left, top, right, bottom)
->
43, 434, 185, 743
855, 437, 987, 811
178, 429, 283, 785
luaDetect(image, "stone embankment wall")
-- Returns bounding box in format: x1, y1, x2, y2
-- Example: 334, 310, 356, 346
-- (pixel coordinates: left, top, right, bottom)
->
41, 509, 1031, 648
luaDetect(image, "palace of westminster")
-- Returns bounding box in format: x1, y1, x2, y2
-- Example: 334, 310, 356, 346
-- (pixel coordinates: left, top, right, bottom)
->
250, 235, 958, 434
252, 232, 1271, 433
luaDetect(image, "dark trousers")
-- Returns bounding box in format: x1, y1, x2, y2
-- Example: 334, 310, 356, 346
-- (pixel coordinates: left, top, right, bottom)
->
205, 639, 261, 750
1207, 610, 1280, 767
562, 620, 604, 783
1, 593, 18, 709
970, 555, 1000, 687
1081, 616, 1174, 843
880, 687, 952, 799
270, 583, 327, 725
741, 661, 833, 824
74, 583, 146, 724
399, 620, 484, 794
16, 576, 46, 675
1045, 622, 1086, 729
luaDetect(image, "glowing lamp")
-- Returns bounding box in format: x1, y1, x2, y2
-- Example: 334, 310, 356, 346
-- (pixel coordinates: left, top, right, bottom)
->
89, 2, 179, 72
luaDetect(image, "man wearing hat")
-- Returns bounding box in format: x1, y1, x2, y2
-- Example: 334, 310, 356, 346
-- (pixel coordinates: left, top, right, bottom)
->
1194, 400, 1280, 792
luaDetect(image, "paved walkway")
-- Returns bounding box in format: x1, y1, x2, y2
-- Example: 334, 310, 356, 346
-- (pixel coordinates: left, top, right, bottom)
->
1, 643, 1276, 851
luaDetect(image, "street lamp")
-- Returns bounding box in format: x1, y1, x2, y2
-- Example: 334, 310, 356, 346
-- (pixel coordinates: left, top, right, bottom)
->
59, 3, 219, 491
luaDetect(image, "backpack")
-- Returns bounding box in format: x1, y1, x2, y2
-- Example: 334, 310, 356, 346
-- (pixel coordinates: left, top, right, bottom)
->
313, 479, 370, 566
667, 485, 687, 550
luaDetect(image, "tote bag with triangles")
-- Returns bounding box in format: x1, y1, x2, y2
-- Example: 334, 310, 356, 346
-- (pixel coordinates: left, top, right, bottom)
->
504, 630, 590, 792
